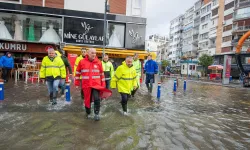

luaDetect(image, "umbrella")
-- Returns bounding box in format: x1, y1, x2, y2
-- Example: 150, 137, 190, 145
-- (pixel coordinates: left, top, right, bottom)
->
208, 65, 223, 70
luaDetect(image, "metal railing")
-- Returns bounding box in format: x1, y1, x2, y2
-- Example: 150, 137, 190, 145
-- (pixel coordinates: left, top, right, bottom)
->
234, 13, 250, 20
209, 44, 216, 48
233, 25, 250, 31
237, 0, 250, 8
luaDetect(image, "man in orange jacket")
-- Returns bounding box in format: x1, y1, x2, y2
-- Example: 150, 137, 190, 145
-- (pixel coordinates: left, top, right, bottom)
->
75, 48, 112, 121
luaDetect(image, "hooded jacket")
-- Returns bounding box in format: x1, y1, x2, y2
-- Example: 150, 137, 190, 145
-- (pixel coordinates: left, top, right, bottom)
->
111, 62, 137, 94
0, 53, 14, 68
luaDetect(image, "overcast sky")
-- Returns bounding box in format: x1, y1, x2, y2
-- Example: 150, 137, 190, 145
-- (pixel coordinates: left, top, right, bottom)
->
146, 0, 198, 38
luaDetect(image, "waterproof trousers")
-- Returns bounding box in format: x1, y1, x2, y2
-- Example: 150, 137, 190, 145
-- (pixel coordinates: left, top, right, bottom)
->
85, 89, 100, 115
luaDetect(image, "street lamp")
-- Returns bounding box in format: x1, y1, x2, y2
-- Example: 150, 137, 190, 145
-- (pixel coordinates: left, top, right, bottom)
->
102, 0, 109, 59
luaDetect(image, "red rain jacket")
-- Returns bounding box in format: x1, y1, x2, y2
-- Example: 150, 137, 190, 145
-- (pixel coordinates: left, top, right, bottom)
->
75, 56, 112, 108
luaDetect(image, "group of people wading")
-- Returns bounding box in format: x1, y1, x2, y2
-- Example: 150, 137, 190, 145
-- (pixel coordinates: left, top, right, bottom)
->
40, 47, 158, 121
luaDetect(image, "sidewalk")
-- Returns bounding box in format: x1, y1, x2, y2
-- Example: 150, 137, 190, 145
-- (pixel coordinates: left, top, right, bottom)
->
159, 75, 248, 89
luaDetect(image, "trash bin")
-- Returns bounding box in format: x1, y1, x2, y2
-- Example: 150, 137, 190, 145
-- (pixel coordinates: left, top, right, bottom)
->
230, 76, 232, 82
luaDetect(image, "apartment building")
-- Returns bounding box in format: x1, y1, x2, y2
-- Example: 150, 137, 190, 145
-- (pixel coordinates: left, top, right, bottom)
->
169, 15, 184, 66
220, 0, 235, 53
182, 6, 197, 57
146, 35, 168, 62
232, 0, 250, 53
198, 1, 212, 57
192, 0, 202, 57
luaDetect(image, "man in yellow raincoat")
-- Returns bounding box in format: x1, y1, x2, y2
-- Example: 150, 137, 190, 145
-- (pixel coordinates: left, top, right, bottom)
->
111, 56, 137, 115
74, 48, 87, 99
40, 48, 66, 105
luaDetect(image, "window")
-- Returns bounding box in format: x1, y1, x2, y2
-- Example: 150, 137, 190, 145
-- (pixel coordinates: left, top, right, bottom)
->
134, 0, 142, 8
200, 33, 208, 40
225, 1, 234, 11
222, 36, 232, 42
223, 25, 232, 32
200, 14, 211, 23
201, 7, 206, 14
207, 4, 211, 11
224, 14, 233, 20
202, 23, 208, 29
212, 8, 218, 16
0, 12, 62, 43
107, 23, 125, 48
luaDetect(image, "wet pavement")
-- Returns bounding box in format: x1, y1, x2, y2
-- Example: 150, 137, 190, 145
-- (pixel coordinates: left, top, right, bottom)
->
0, 79, 250, 150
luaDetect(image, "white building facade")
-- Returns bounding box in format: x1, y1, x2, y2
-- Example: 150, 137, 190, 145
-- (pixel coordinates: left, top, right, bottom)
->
168, 15, 184, 66
146, 35, 168, 62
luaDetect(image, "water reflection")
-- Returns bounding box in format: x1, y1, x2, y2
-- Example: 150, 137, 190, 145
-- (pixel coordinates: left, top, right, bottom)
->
0, 79, 249, 149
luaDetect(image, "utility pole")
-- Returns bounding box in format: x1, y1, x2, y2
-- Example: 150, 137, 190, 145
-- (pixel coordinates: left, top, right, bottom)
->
102, 0, 108, 59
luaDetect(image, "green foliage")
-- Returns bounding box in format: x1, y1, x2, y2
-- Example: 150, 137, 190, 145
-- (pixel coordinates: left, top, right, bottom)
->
198, 54, 214, 67
198, 54, 214, 75
161, 60, 170, 71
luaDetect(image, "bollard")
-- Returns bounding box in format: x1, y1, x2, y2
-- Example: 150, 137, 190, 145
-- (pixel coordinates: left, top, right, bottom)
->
173, 80, 177, 92
184, 80, 187, 91
0, 81, 4, 100
65, 82, 71, 102
157, 82, 161, 101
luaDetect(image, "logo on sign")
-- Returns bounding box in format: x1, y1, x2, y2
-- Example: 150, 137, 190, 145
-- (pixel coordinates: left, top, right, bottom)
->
81, 22, 93, 35
64, 19, 103, 44
129, 30, 142, 44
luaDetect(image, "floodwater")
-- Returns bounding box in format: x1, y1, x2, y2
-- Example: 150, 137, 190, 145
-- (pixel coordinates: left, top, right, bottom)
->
0, 79, 250, 150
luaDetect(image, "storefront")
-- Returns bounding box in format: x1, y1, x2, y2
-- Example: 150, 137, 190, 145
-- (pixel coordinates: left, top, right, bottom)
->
0, 2, 148, 64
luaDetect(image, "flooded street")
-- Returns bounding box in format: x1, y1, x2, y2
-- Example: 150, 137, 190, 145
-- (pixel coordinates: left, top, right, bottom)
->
0, 79, 250, 150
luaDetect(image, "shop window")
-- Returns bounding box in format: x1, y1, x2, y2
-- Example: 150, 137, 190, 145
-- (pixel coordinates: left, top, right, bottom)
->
0, 12, 62, 43
107, 23, 125, 48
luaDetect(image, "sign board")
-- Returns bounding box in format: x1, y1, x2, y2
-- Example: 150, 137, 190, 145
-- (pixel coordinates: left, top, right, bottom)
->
0, 40, 53, 53
125, 24, 146, 50
63, 17, 104, 45
225, 56, 232, 78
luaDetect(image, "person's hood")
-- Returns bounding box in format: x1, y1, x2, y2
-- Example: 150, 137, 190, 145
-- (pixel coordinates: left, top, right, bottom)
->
55, 50, 61, 57
122, 61, 133, 68
6, 52, 11, 56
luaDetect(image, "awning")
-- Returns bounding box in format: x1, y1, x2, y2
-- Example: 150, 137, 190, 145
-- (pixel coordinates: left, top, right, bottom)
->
208, 65, 223, 70
63, 45, 156, 60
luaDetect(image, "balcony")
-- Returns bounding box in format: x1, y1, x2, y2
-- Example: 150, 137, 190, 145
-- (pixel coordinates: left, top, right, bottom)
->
231, 38, 250, 45
235, 0, 250, 8
222, 30, 232, 37
192, 38, 199, 44
233, 25, 250, 32
193, 30, 199, 35
234, 12, 250, 21
211, 0, 219, 10
209, 44, 216, 48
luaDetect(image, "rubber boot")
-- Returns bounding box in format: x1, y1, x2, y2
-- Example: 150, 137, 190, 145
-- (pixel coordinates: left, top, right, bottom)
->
122, 103, 127, 112
52, 91, 58, 105
94, 104, 100, 121
49, 93, 53, 102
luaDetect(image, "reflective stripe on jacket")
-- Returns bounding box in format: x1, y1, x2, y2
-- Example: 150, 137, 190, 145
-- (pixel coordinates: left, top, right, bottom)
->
40, 56, 66, 79
110, 62, 137, 94
102, 61, 114, 80
74, 56, 106, 88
